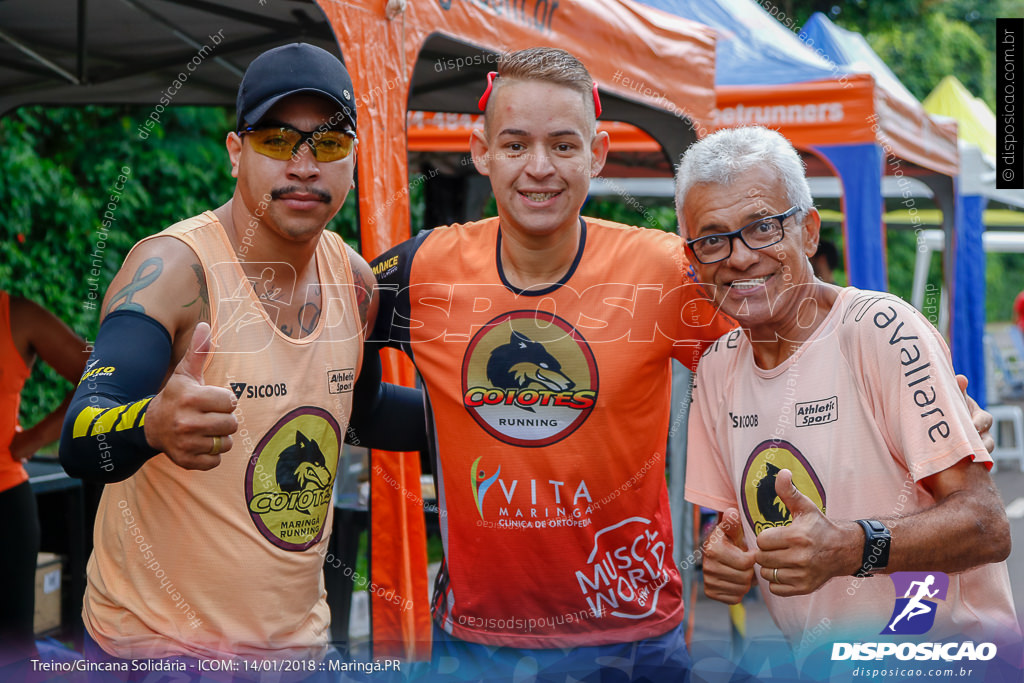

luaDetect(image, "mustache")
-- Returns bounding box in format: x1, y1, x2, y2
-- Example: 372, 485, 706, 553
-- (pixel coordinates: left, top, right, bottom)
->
270, 186, 332, 203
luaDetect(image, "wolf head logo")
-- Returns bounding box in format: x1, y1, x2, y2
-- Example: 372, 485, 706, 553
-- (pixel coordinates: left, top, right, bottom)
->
276, 431, 331, 502
755, 462, 791, 524
487, 331, 575, 392
462, 311, 599, 446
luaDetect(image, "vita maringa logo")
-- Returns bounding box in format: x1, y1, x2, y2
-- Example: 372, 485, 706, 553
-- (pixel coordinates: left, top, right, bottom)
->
471, 456, 501, 520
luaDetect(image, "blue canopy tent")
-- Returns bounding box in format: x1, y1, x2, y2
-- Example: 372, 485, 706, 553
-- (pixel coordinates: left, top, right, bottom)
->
922, 76, 1024, 407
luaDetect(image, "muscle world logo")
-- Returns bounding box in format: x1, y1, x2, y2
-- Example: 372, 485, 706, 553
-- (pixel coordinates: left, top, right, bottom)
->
245, 406, 340, 551
882, 572, 949, 635
574, 517, 674, 620
462, 310, 598, 446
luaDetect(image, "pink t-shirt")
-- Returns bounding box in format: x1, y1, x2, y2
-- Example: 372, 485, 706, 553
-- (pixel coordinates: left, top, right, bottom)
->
685, 288, 1018, 648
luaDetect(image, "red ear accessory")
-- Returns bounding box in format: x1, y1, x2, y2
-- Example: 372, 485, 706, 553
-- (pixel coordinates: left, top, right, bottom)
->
478, 71, 499, 111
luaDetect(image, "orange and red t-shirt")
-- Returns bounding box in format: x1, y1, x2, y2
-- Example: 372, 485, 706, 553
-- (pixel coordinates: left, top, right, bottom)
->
371, 217, 731, 648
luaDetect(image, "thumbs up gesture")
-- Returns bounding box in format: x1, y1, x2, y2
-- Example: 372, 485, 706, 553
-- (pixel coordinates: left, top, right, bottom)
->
144, 322, 238, 470
755, 468, 855, 596
701, 508, 757, 604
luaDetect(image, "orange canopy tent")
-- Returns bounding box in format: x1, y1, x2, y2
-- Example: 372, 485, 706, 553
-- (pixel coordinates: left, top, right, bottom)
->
315, 0, 719, 659
406, 112, 662, 154
406, 111, 669, 183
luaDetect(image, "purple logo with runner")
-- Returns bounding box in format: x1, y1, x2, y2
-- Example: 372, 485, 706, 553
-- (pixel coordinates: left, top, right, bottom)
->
881, 572, 949, 635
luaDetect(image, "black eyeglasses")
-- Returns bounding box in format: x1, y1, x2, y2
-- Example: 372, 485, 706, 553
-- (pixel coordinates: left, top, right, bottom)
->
239, 125, 357, 162
686, 206, 800, 265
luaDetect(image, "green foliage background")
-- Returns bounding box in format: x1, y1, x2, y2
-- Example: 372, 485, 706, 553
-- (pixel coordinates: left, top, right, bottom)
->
787, 0, 1024, 320
0, 106, 360, 433
786, 0, 1024, 109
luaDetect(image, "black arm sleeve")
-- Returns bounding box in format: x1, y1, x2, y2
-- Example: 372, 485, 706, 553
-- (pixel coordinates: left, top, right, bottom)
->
59, 311, 171, 483
345, 344, 428, 452
368, 228, 433, 351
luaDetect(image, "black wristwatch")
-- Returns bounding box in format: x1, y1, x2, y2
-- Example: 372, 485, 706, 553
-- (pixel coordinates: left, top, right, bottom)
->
853, 519, 891, 577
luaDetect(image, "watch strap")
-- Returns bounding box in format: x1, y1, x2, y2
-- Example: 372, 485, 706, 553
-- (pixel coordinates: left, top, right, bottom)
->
853, 518, 891, 578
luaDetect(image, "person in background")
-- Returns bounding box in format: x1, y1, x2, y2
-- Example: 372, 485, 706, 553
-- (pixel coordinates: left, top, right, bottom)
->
0, 291, 87, 671
1012, 289, 1024, 335
810, 239, 838, 284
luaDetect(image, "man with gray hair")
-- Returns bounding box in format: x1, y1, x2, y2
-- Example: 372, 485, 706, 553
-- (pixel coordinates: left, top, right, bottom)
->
679, 126, 1019, 666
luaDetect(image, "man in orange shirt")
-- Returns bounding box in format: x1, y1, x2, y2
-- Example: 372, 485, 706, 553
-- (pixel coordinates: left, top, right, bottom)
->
368, 47, 732, 680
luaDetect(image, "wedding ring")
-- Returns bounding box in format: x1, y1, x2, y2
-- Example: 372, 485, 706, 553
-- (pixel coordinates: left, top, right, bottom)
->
773, 567, 780, 584
209, 435, 222, 456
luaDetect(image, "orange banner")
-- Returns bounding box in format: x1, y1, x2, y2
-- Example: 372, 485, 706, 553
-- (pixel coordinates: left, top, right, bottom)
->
717, 73, 958, 176
715, 74, 877, 148
406, 111, 661, 152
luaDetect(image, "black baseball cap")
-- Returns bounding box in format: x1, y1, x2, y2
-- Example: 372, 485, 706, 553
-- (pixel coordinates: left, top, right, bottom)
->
236, 43, 356, 132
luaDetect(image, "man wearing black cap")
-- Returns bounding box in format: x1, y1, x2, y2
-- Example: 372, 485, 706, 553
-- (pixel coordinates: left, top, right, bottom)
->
60, 43, 415, 668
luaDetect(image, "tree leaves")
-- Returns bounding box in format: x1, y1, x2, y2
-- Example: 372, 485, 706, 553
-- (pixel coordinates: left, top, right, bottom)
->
3, 104, 364, 429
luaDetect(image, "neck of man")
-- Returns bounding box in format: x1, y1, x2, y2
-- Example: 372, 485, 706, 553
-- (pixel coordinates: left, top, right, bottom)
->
498, 216, 582, 291
218, 200, 321, 280
746, 281, 841, 370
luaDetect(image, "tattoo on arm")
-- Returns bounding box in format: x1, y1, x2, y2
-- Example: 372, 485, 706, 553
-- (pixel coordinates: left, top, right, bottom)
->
353, 268, 371, 328
106, 257, 163, 316
182, 264, 211, 322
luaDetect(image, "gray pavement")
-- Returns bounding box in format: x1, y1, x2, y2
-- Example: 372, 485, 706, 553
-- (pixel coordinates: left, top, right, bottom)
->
995, 464, 1024, 628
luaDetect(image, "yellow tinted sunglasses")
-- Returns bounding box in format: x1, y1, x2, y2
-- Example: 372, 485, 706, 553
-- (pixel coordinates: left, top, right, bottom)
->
240, 125, 356, 162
